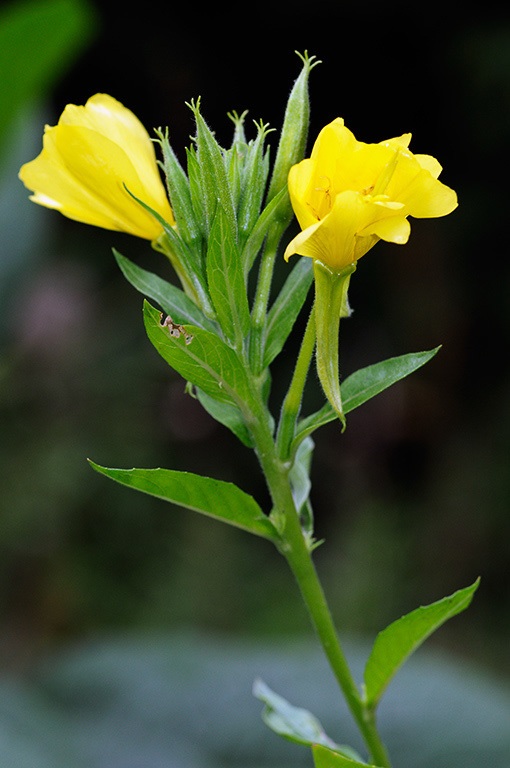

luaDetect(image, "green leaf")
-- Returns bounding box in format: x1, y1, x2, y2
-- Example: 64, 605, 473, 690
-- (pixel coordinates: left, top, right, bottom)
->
195, 388, 254, 447
313, 744, 376, 768
289, 436, 313, 514
113, 249, 216, 332
263, 256, 314, 367
144, 300, 254, 408
364, 579, 480, 708
253, 679, 362, 761
206, 205, 250, 344
89, 462, 278, 541
292, 348, 441, 454
341, 346, 441, 414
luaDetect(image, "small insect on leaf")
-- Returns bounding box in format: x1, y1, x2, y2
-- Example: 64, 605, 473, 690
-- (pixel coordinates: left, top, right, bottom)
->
160, 314, 194, 345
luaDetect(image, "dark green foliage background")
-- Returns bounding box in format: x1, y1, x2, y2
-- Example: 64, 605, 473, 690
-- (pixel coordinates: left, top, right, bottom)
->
0, 0, 508, 746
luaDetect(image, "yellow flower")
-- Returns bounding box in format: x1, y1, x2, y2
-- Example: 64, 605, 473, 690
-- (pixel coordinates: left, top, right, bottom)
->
284, 118, 457, 270
19, 94, 174, 241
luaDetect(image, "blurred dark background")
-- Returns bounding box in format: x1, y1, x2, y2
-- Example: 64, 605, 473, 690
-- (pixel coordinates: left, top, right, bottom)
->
0, 0, 509, 764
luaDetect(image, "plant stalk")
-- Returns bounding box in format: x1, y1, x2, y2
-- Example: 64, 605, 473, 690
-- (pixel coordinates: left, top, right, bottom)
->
247, 390, 392, 767
249, 223, 284, 373
276, 304, 316, 461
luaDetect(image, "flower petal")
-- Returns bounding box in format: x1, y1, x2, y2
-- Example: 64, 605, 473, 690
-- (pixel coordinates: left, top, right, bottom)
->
19, 125, 122, 230
285, 191, 398, 270
381, 133, 412, 150
363, 215, 411, 244
395, 169, 458, 218
287, 159, 319, 230
56, 125, 170, 239
414, 153, 443, 178
19, 94, 174, 240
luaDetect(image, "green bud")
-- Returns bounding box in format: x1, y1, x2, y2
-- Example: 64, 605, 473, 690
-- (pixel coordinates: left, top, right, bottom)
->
154, 127, 203, 261
265, 51, 320, 223
237, 120, 274, 244
187, 98, 236, 240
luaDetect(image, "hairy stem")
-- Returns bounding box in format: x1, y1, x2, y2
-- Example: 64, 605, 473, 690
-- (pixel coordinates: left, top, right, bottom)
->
276, 304, 316, 461
246, 387, 392, 767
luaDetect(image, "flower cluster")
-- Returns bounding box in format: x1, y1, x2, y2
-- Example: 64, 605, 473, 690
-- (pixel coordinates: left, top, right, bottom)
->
18, 73, 458, 431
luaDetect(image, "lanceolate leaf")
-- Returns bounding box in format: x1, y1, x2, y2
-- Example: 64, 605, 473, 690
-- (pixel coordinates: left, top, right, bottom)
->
144, 300, 254, 408
114, 250, 216, 332
89, 462, 278, 541
291, 348, 441, 454
253, 679, 362, 761
313, 744, 376, 768
363, 579, 480, 709
263, 256, 314, 367
340, 347, 441, 414
206, 205, 250, 344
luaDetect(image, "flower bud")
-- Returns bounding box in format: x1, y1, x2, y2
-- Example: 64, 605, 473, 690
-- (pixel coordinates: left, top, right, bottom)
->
265, 51, 320, 225
19, 94, 174, 241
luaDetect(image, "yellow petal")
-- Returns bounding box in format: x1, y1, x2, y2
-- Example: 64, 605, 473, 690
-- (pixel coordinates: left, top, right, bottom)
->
363, 215, 411, 244
57, 125, 168, 238
285, 191, 395, 270
381, 133, 412, 150
287, 159, 319, 230
60, 95, 168, 209
19, 94, 173, 240
414, 153, 442, 178
20, 125, 121, 230
394, 168, 458, 218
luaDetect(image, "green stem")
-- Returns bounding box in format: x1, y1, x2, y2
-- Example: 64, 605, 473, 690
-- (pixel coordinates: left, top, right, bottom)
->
276, 305, 316, 461
246, 391, 392, 767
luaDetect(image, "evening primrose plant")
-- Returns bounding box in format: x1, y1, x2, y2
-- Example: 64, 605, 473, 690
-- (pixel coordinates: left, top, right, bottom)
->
19, 52, 478, 768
